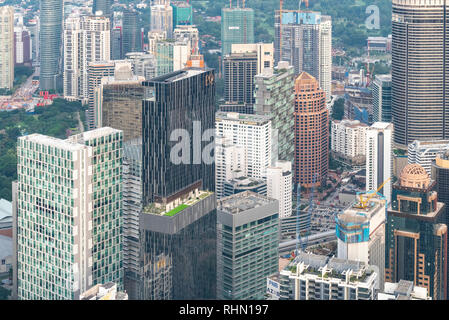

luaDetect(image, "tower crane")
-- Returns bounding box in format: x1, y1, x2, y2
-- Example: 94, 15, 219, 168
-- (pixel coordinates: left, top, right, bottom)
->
354, 177, 391, 209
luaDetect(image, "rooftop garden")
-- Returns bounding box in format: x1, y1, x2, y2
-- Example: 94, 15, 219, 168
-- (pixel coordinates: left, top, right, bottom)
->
165, 204, 189, 217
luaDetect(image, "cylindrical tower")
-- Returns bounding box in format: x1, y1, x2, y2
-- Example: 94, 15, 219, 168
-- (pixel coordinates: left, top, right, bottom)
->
39, 0, 63, 91
392, 0, 449, 148
294, 72, 329, 190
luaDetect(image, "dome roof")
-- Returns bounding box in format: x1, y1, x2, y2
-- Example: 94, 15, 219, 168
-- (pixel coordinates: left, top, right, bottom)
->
399, 164, 430, 188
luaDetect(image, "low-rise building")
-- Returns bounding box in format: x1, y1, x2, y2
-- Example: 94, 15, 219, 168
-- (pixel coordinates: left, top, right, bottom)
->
279, 252, 378, 300
80, 282, 128, 300
378, 280, 431, 300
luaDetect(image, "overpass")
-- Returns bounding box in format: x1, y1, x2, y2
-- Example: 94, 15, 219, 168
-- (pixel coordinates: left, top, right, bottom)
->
279, 230, 336, 253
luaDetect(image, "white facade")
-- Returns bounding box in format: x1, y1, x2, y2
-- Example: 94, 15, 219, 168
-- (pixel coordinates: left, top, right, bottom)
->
147, 30, 166, 55
336, 195, 387, 290
216, 112, 272, 180
215, 136, 247, 199
0, 6, 14, 90
267, 161, 292, 218
378, 280, 431, 300
150, 4, 173, 38
231, 43, 274, 74
280, 253, 378, 300
174, 25, 199, 53
173, 40, 190, 71
319, 17, 332, 101
331, 120, 368, 160
366, 122, 393, 202
64, 15, 111, 102
408, 139, 449, 175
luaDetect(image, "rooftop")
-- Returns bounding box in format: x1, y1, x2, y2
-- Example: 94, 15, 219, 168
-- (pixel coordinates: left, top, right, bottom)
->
218, 191, 274, 215
0, 199, 12, 221
216, 111, 272, 124
145, 68, 208, 84
19, 134, 86, 152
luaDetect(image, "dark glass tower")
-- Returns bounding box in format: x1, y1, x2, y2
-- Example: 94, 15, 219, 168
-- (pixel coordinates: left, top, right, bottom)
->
122, 9, 141, 56
385, 164, 447, 300
92, 0, 113, 16
39, 0, 63, 91
139, 68, 217, 300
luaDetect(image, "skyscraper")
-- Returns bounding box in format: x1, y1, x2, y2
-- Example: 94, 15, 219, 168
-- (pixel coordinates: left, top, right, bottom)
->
111, 27, 123, 60
92, 0, 113, 16
39, 0, 63, 91
217, 191, 279, 300
122, 9, 141, 56
408, 140, 449, 175
140, 68, 217, 299
223, 51, 257, 104
267, 161, 293, 218
150, 2, 174, 38
372, 74, 392, 123
366, 122, 393, 202
221, 7, 254, 56
336, 193, 387, 290
275, 10, 332, 100
385, 164, 447, 300
294, 72, 329, 190
63, 15, 111, 103
254, 61, 295, 163
171, 1, 193, 27
16, 128, 124, 299
0, 6, 14, 90
95, 63, 145, 141
392, 0, 449, 148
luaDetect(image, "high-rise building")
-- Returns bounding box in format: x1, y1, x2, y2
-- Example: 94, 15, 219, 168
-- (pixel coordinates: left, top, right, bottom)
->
279, 252, 378, 300
336, 193, 387, 290
408, 140, 449, 175
39, 0, 63, 91
275, 11, 332, 100
111, 27, 123, 60
140, 68, 217, 299
67, 128, 124, 290
217, 191, 279, 300
92, 0, 113, 17
173, 25, 199, 53
385, 164, 447, 300
16, 127, 123, 300
392, 0, 449, 148
294, 72, 329, 190
431, 151, 449, 299
122, 9, 141, 56
223, 51, 257, 104
221, 7, 254, 56
171, 1, 193, 27
63, 15, 111, 103
331, 119, 368, 168
231, 43, 274, 75
0, 6, 14, 90
218, 102, 254, 114
95, 62, 145, 141
14, 26, 32, 66
254, 62, 295, 163
148, 30, 167, 55
27, 17, 39, 66
372, 74, 392, 123
378, 280, 431, 300
216, 112, 272, 180
366, 122, 393, 202
215, 136, 247, 199
87, 60, 116, 130
267, 161, 293, 218
150, 2, 173, 39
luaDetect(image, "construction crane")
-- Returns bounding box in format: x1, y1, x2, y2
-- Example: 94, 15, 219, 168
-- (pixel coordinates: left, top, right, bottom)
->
355, 177, 391, 209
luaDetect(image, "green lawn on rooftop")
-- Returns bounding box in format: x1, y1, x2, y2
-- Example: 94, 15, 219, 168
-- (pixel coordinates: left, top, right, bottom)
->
165, 204, 189, 217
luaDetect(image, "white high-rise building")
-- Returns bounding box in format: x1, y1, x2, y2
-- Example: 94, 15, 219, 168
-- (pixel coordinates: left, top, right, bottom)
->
336, 193, 387, 290
150, 3, 173, 38
319, 17, 332, 101
173, 40, 190, 71
0, 6, 14, 90
147, 30, 167, 55
215, 136, 247, 199
216, 112, 272, 179
231, 43, 274, 74
267, 161, 292, 218
408, 139, 449, 175
331, 120, 369, 167
173, 25, 199, 53
366, 122, 393, 202
64, 15, 111, 103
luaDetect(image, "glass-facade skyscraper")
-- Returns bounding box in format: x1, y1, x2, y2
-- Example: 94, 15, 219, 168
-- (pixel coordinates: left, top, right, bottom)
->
122, 9, 141, 56
39, 0, 63, 91
221, 7, 254, 57
139, 68, 217, 300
